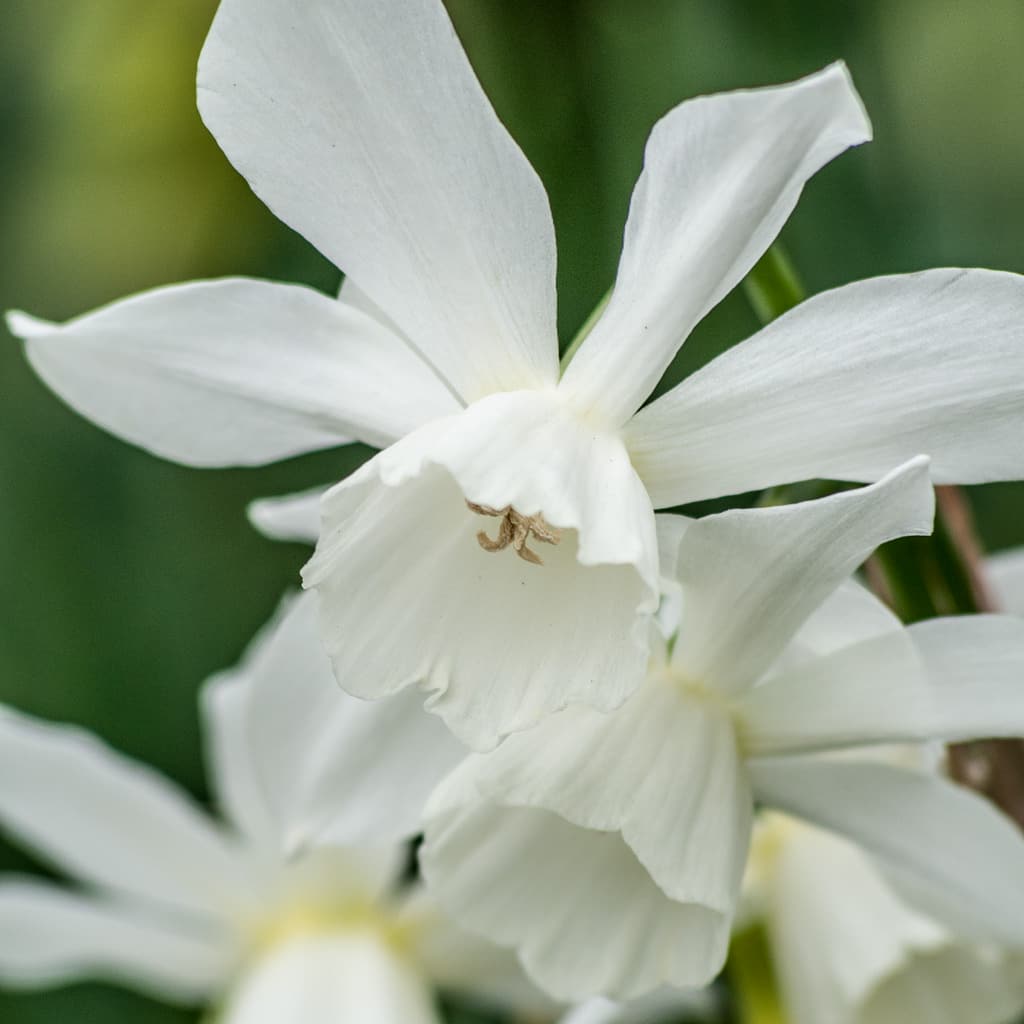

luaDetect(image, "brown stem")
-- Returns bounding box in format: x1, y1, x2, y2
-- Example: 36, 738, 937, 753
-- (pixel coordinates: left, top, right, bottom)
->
936, 487, 1024, 830
935, 486, 999, 611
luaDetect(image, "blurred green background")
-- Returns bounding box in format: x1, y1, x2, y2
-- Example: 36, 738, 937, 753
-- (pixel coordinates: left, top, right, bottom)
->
1, 1, 1023, 1021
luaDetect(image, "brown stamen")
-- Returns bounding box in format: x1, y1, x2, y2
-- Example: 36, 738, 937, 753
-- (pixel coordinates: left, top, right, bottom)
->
466, 501, 562, 565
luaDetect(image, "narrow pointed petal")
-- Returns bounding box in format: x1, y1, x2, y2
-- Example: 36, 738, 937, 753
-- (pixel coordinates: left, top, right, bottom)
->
560, 63, 869, 424
8, 279, 459, 466
398, 886, 556, 1017
0, 878, 234, 1002
987, 547, 1024, 616
742, 614, 1024, 756
236, 593, 464, 851
654, 512, 691, 581
628, 269, 1024, 507
337, 275, 404, 337
201, 674, 277, 845
764, 821, 1024, 1024
220, 932, 441, 1024
304, 391, 659, 750
422, 685, 750, 998
750, 758, 1024, 947
784, 579, 903, 664
0, 705, 251, 920
198, 0, 559, 401
670, 458, 934, 696
248, 486, 327, 545
559, 989, 713, 1024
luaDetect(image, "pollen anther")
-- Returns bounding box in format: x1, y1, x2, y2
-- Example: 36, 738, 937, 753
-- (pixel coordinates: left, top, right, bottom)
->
466, 501, 562, 565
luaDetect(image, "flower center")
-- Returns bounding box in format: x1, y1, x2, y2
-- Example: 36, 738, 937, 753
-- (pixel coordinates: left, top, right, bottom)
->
466, 501, 562, 565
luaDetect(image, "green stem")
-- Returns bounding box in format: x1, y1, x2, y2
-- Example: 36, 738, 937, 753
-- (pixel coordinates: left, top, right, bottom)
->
729, 928, 787, 1024
559, 286, 612, 371
742, 245, 805, 323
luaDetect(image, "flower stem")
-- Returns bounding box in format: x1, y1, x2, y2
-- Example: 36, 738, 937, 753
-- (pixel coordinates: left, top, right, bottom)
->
559, 285, 612, 372
728, 929, 787, 1024
742, 245, 804, 323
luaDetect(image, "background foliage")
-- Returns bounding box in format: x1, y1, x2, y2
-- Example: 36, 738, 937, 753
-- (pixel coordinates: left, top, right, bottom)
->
1, 1, 1023, 1020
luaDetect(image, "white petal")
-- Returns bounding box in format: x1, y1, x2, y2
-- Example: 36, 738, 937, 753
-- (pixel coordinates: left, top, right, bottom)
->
0, 878, 233, 1002
744, 614, 1024, 756
750, 758, 1024, 947
764, 820, 1024, 1024
220, 931, 441, 1024
201, 673, 277, 845
198, 0, 559, 401
559, 989, 713, 1024
738, 632, 923, 757
236, 592, 464, 851
8, 279, 458, 466
859, 950, 1024, 1024
669, 458, 934, 696
560, 63, 869, 424
421, 683, 750, 997
782, 578, 903, 664
304, 391, 659, 750
628, 269, 1024, 507
248, 486, 327, 545
987, 547, 1024, 616
397, 885, 556, 1017
654, 512, 691, 582
0, 704, 252, 920
337, 275, 403, 337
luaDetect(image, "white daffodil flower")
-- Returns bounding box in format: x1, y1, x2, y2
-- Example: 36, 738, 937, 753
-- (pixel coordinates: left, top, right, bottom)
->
742, 807, 1024, 1024
420, 458, 1024, 1001
0, 594, 542, 1023
10, 0, 1024, 749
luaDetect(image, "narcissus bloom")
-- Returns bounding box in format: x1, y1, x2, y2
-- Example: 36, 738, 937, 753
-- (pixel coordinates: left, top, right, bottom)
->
421, 459, 1024, 999
743, 804, 1024, 1024
10, 0, 1024, 747
0, 595, 539, 1024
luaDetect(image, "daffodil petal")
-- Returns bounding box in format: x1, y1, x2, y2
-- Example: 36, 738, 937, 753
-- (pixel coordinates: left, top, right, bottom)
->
561, 62, 869, 424
987, 547, 1024, 616
745, 613, 1024, 757
8, 278, 458, 466
0, 704, 252, 921
749, 758, 1024, 948
0, 878, 233, 1002
742, 613, 1024, 756
628, 269, 1024, 507
229, 592, 464, 852
397, 885, 555, 1017
198, 0, 559, 401
248, 486, 328, 545
201, 673, 278, 846
669, 458, 934, 696
558, 990, 714, 1024
219, 932, 441, 1024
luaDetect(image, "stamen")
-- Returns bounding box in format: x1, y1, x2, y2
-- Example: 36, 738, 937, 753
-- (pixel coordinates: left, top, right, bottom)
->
466, 501, 562, 565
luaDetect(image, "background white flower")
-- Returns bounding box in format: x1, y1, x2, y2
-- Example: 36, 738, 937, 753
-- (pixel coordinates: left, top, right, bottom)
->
0, 594, 541, 1024
742, 805, 1024, 1024
421, 459, 1024, 1000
